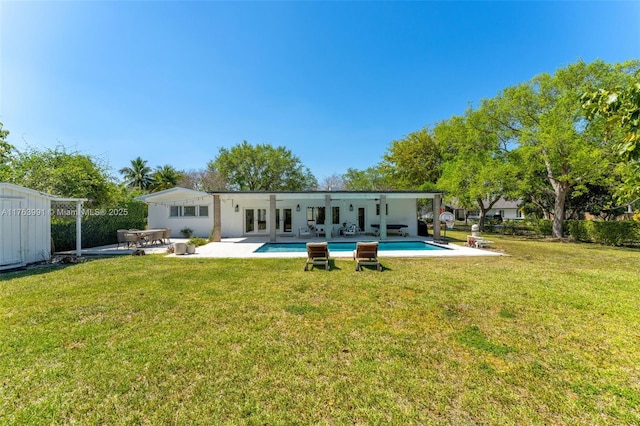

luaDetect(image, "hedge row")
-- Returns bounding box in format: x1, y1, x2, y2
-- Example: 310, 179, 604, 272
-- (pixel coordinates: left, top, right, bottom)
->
566, 220, 640, 246
51, 202, 147, 252
490, 219, 640, 246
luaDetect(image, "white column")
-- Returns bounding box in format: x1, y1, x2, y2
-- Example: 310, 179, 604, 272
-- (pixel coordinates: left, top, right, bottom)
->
270, 195, 277, 242
379, 195, 387, 240
324, 195, 332, 240
433, 194, 441, 241
213, 195, 221, 242
75, 200, 83, 256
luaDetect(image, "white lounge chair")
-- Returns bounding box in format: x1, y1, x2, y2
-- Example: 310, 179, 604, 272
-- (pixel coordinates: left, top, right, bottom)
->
343, 224, 361, 237
466, 235, 494, 248
299, 226, 315, 238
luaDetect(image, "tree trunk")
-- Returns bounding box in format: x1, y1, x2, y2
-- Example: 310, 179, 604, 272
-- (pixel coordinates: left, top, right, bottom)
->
552, 184, 569, 238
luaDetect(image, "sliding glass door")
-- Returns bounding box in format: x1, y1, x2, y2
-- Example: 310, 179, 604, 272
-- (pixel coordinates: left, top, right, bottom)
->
245, 208, 267, 234
245, 207, 292, 235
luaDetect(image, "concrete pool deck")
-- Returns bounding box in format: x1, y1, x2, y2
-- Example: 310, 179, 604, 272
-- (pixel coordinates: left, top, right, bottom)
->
69, 236, 502, 258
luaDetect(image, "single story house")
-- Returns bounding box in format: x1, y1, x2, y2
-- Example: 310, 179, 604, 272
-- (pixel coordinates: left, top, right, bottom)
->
450, 198, 525, 221
1, 182, 85, 270
136, 188, 446, 241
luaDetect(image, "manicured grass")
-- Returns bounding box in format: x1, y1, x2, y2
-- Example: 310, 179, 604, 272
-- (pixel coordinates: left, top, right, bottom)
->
2, 232, 640, 424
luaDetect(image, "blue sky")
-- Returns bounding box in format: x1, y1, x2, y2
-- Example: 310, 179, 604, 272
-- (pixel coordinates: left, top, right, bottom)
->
2, 1, 639, 183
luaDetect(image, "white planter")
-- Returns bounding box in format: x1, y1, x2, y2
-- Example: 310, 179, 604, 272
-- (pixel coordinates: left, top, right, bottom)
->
186, 244, 196, 254
174, 243, 187, 255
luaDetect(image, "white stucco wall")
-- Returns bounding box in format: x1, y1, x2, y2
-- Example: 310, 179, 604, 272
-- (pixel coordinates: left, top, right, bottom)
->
139, 189, 430, 240
147, 203, 215, 238
485, 208, 522, 220
218, 197, 419, 238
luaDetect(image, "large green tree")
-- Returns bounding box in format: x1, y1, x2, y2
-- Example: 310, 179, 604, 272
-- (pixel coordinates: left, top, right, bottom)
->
119, 157, 153, 191
211, 141, 317, 191
582, 77, 640, 160
178, 167, 227, 192
434, 110, 518, 230
581, 71, 640, 207
342, 166, 393, 191
3, 147, 115, 205
482, 60, 636, 238
380, 127, 442, 190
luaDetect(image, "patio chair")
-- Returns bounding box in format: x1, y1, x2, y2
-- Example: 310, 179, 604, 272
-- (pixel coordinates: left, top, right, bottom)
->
116, 229, 128, 249
162, 228, 171, 245
304, 242, 330, 271
353, 241, 382, 272
343, 224, 360, 237
124, 232, 141, 248
299, 226, 315, 238
150, 230, 164, 246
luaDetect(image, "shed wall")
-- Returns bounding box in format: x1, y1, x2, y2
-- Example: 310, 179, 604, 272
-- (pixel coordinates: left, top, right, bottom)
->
1, 186, 52, 267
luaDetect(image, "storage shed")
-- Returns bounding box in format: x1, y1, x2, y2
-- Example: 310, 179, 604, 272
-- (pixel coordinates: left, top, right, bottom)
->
1, 183, 85, 270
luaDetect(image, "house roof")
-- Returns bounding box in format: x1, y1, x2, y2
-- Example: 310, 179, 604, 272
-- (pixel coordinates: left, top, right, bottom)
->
135, 187, 212, 203
0, 182, 87, 202
136, 187, 445, 203
210, 190, 444, 201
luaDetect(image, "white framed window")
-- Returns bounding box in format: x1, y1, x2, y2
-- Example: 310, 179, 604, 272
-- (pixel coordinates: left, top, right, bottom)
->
169, 205, 209, 218
170, 206, 182, 217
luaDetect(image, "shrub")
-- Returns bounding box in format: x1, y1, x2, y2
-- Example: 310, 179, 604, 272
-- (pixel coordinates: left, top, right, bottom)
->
51, 201, 147, 252
567, 220, 640, 246
180, 227, 193, 238
188, 237, 208, 247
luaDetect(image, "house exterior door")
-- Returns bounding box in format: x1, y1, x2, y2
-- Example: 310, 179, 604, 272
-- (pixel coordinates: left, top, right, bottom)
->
276, 208, 292, 233
358, 207, 365, 233
244, 208, 267, 234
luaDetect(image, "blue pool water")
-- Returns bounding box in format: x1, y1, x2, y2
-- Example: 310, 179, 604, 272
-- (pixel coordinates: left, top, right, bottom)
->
254, 241, 449, 253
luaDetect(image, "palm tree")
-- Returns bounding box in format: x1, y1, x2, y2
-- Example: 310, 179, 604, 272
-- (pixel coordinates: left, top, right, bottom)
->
119, 157, 152, 191
151, 165, 182, 192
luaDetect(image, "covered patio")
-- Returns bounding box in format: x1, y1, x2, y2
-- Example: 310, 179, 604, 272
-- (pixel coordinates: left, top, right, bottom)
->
137, 188, 447, 242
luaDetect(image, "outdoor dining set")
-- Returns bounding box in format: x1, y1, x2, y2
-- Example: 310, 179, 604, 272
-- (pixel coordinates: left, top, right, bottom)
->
116, 228, 171, 249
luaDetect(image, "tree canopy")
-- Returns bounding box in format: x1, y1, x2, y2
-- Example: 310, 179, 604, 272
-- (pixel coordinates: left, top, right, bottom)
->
178, 168, 227, 192
119, 157, 153, 191
380, 127, 442, 190
2, 146, 115, 206
0, 122, 12, 165
434, 109, 518, 230
211, 141, 317, 191
150, 165, 182, 192
483, 60, 637, 237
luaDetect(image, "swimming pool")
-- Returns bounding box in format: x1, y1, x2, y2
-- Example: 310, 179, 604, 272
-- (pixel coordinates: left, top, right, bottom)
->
254, 241, 450, 253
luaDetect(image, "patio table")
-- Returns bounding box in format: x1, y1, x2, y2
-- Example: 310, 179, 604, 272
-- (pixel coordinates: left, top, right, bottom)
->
127, 229, 167, 246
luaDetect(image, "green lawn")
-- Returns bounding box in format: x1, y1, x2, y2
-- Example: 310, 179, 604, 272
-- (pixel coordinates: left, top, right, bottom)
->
2, 232, 640, 424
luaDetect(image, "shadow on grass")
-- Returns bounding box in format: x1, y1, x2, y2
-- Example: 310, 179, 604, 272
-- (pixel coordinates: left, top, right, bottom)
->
0, 256, 107, 280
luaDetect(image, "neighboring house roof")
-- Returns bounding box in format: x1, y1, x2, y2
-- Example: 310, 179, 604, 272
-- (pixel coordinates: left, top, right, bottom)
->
448, 197, 521, 210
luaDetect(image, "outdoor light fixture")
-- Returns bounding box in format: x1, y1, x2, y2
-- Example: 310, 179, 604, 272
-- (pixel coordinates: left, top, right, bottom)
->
296, 204, 300, 212
349, 204, 353, 211
235, 204, 239, 212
